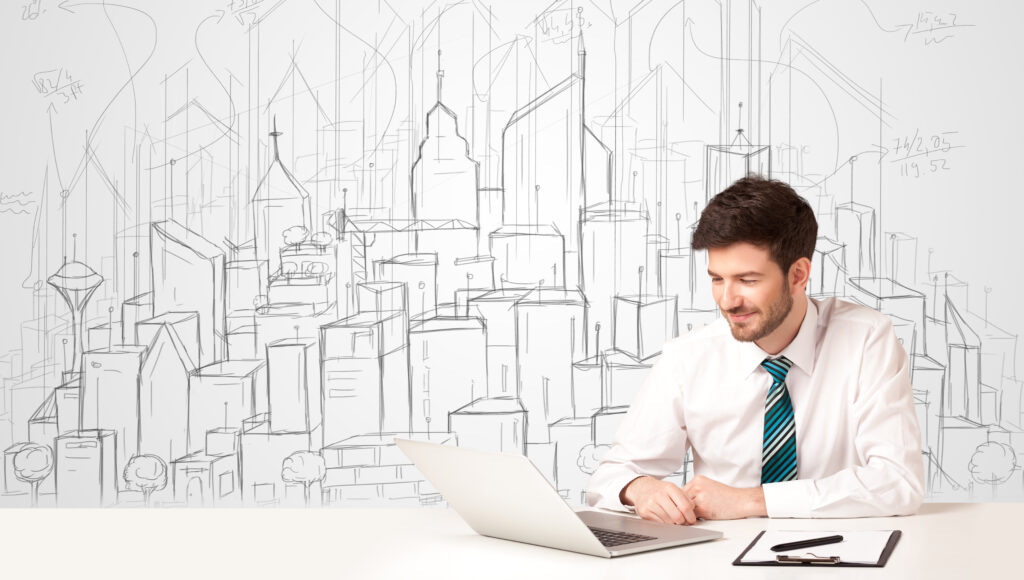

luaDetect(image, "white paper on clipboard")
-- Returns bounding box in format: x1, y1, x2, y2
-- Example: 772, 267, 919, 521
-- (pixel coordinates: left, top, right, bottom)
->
739, 530, 897, 565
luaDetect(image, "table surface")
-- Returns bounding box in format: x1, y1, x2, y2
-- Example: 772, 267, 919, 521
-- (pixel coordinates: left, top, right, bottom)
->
1, 502, 1016, 579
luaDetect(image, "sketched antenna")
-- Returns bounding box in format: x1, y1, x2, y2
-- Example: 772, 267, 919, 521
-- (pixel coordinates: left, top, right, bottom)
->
436, 49, 444, 103
732, 102, 751, 146
47, 259, 103, 373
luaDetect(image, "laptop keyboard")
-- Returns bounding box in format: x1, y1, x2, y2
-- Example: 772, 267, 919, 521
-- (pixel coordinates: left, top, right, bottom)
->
588, 526, 657, 547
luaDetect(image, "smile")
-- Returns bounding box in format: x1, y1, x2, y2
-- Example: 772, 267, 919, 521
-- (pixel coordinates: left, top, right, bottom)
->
729, 312, 755, 322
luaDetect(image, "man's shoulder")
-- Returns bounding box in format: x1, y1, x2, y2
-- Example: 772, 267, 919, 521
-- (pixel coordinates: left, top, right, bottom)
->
814, 296, 892, 333
661, 316, 732, 356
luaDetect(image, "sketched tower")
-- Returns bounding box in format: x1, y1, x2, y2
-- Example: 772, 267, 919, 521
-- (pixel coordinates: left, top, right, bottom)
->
251, 118, 313, 292
410, 50, 480, 225
48, 260, 103, 373
501, 30, 612, 288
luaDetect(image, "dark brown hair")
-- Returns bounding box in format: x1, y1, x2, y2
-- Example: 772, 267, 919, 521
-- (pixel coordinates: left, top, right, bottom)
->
691, 175, 817, 274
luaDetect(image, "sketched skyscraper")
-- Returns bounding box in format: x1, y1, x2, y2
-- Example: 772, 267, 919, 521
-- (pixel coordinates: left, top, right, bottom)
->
47, 260, 103, 375
410, 51, 480, 225
251, 118, 313, 287
501, 30, 612, 288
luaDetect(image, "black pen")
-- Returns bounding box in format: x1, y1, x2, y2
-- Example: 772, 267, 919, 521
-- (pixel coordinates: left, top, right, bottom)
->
770, 534, 844, 552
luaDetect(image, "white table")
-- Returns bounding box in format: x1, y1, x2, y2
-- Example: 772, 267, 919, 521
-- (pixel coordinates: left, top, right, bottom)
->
1, 503, 1015, 579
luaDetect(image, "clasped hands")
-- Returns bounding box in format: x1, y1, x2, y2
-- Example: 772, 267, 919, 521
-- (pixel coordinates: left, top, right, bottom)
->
620, 475, 767, 525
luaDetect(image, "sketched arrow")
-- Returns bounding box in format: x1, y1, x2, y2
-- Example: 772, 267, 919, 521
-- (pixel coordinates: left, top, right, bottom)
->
47, 102, 67, 192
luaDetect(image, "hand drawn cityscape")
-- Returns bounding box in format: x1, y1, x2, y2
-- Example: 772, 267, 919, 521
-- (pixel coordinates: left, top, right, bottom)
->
1, 0, 1019, 508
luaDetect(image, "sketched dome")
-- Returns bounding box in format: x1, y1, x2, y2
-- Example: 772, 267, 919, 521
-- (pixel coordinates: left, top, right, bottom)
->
47, 260, 103, 291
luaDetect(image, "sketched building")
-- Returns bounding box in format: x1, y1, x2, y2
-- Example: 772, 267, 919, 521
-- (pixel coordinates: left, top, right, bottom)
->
410, 54, 480, 226
835, 201, 877, 279
251, 120, 313, 286
151, 220, 226, 365
137, 322, 196, 464
409, 316, 487, 433
515, 288, 588, 443
449, 396, 527, 456
320, 282, 411, 447
239, 413, 319, 505
330, 211, 477, 316
579, 201, 649, 337
171, 425, 241, 507
704, 131, 771, 202
321, 432, 455, 505
55, 429, 117, 507
501, 32, 612, 288
79, 345, 147, 489
187, 360, 268, 451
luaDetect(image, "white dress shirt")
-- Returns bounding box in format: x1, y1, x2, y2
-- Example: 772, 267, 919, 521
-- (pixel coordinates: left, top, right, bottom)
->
586, 295, 925, 518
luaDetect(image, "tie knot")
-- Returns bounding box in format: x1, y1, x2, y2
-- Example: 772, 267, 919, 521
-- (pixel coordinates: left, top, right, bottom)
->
760, 356, 793, 382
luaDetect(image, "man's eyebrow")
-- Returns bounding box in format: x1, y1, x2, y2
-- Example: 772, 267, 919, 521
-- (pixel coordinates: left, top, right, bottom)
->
707, 270, 764, 278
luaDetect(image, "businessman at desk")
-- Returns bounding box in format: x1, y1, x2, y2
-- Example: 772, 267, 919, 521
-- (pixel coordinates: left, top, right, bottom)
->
587, 176, 925, 524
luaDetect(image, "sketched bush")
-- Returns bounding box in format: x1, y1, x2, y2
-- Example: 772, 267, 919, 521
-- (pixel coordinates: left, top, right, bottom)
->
124, 454, 168, 507
282, 225, 309, 246
281, 451, 326, 506
309, 231, 333, 246
969, 442, 1017, 486
13, 442, 54, 507
576, 444, 611, 475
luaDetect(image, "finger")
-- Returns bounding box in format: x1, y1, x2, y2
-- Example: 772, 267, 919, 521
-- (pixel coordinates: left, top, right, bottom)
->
688, 501, 703, 524
656, 495, 686, 525
641, 501, 671, 524
665, 485, 698, 524
663, 491, 696, 528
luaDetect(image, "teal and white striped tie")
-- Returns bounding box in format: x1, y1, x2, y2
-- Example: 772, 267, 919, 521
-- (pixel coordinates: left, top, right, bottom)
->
760, 356, 797, 484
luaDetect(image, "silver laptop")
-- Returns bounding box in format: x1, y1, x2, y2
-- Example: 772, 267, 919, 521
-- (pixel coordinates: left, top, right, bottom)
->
395, 438, 722, 558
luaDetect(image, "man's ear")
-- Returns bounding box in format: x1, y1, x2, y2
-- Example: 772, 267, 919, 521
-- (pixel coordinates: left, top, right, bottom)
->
789, 257, 812, 293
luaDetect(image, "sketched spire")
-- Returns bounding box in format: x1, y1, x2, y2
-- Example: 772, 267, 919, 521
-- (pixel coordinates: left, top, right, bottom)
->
576, 8, 586, 80
270, 115, 283, 161
436, 49, 444, 104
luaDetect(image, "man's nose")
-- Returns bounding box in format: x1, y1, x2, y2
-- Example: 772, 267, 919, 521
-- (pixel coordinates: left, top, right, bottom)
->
720, 282, 742, 309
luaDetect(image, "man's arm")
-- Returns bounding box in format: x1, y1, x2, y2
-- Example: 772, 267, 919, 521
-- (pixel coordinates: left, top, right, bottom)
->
585, 349, 693, 517
761, 317, 925, 518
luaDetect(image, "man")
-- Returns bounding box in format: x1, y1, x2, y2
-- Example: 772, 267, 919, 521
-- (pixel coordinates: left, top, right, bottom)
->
586, 175, 924, 524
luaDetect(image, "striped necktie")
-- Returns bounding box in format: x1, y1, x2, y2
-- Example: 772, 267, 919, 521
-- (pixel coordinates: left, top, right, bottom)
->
760, 356, 797, 484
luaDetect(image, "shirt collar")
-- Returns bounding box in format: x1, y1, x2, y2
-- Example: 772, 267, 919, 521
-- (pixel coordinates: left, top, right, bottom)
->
736, 293, 818, 379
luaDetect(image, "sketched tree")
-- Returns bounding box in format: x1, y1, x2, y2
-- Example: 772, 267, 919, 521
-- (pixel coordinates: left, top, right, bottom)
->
969, 442, 1017, 495
282, 225, 309, 246
124, 454, 168, 507
12, 443, 54, 507
576, 444, 611, 475
281, 451, 326, 506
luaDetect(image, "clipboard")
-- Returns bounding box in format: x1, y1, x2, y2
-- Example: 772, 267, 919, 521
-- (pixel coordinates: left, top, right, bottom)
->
732, 530, 901, 567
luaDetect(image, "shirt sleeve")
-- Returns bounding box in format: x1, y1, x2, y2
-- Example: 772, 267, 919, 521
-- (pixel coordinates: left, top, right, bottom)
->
585, 348, 690, 511
762, 316, 926, 518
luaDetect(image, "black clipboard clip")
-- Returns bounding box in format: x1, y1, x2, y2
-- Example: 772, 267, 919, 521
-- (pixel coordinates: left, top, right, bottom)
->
777, 553, 842, 565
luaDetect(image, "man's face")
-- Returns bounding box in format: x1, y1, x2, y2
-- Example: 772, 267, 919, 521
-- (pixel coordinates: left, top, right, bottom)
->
707, 242, 794, 343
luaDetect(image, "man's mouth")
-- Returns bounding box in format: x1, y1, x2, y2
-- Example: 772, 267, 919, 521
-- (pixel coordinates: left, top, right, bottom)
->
728, 311, 755, 323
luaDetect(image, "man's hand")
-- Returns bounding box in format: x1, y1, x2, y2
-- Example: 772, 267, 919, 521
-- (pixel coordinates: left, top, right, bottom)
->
620, 476, 697, 525
681, 475, 767, 520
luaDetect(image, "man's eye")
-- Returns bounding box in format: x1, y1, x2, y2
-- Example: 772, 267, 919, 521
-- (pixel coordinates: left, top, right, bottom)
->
741, 279, 757, 285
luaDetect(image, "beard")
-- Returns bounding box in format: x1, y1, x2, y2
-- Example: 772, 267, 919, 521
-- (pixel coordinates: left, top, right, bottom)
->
723, 280, 794, 342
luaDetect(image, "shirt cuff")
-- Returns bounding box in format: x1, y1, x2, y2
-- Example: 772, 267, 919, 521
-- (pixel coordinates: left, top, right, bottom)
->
587, 472, 644, 513
762, 479, 815, 518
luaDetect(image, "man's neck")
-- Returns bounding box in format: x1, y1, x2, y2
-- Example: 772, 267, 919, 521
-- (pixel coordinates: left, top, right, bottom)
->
755, 293, 808, 355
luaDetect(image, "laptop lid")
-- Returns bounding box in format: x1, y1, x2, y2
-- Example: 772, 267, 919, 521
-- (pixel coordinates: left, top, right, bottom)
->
395, 438, 722, 557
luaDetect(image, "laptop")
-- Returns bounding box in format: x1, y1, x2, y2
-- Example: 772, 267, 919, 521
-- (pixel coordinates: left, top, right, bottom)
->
395, 438, 723, 558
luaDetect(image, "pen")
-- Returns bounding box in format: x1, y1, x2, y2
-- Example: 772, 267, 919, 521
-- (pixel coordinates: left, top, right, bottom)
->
770, 534, 844, 552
